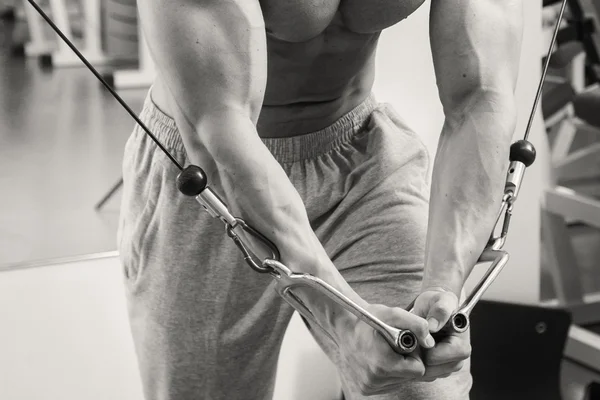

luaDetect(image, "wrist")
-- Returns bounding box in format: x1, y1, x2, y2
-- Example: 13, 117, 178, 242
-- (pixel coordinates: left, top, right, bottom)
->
421, 285, 458, 295
421, 265, 464, 298
277, 233, 330, 275
286, 269, 360, 340
281, 251, 367, 338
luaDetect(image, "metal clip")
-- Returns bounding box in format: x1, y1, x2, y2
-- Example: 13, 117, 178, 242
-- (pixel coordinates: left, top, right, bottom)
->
500, 201, 514, 240
487, 193, 513, 251
178, 170, 281, 273
227, 218, 281, 273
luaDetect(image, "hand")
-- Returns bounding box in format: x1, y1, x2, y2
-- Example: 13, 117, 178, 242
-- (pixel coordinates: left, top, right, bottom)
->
410, 287, 472, 382
337, 304, 437, 396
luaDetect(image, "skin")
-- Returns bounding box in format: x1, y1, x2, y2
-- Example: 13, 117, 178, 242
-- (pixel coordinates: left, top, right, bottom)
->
139, 0, 523, 395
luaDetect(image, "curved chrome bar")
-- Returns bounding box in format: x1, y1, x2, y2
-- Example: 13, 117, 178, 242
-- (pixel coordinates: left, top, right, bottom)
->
458, 249, 510, 317
444, 249, 510, 334
264, 259, 418, 354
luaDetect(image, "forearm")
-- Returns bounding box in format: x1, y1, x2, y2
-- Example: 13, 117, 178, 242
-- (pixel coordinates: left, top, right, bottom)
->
422, 92, 517, 296
183, 109, 365, 336
140, 0, 364, 344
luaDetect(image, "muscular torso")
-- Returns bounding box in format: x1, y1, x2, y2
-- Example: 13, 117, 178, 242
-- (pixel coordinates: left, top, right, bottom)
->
152, 0, 426, 138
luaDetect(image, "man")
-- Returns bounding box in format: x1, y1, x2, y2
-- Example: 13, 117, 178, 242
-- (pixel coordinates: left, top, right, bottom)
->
117, 1, 523, 399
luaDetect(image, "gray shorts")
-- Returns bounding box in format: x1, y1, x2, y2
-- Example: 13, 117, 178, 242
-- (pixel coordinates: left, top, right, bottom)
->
117, 92, 472, 400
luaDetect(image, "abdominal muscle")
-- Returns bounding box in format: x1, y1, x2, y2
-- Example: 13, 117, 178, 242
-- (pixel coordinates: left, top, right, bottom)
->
151, 12, 384, 139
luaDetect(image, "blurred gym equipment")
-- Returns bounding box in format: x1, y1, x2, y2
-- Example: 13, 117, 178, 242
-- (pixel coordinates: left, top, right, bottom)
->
542, 0, 600, 385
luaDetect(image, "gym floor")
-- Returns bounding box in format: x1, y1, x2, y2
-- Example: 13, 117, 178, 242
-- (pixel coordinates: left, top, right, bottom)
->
1, 15, 600, 400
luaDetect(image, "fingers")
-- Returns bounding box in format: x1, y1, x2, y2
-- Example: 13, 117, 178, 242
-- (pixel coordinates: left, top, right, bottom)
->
371, 304, 436, 349
356, 359, 465, 395
367, 348, 426, 380
351, 352, 424, 396
421, 360, 465, 381
342, 302, 469, 396
354, 378, 411, 396
343, 318, 427, 396
424, 335, 472, 366
359, 320, 427, 378
420, 373, 451, 383
422, 292, 458, 333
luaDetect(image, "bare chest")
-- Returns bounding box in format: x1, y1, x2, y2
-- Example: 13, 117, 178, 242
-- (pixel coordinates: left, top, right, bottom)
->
259, 0, 426, 42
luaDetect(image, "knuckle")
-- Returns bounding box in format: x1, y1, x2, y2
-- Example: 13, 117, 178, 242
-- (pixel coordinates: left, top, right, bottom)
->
361, 362, 385, 387
357, 382, 369, 395
408, 364, 426, 378
452, 361, 465, 372
460, 343, 472, 359
431, 303, 452, 319
357, 381, 377, 396
432, 292, 445, 302
413, 319, 429, 337
367, 363, 384, 379
424, 352, 439, 365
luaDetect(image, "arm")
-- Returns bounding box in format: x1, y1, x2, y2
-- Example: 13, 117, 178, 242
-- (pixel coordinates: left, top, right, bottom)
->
424, 0, 524, 296
137, 0, 370, 337
136, 2, 443, 389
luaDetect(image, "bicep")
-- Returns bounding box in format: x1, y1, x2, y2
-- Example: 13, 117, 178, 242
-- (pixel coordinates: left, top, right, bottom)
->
429, 0, 523, 111
138, 0, 267, 123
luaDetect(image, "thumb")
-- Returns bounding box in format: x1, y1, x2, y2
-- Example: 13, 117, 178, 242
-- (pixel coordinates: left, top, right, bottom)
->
418, 290, 459, 333
370, 304, 436, 349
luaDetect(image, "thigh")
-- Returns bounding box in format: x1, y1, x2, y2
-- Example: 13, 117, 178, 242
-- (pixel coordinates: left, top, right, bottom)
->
306, 107, 472, 399
118, 125, 294, 400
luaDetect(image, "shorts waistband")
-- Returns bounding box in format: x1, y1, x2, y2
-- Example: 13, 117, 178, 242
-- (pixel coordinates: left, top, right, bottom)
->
139, 90, 378, 164
260, 94, 377, 163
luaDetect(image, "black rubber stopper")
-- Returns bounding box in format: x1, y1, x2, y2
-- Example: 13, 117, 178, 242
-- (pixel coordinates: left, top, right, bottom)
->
177, 165, 208, 196
509, 140, 536, 167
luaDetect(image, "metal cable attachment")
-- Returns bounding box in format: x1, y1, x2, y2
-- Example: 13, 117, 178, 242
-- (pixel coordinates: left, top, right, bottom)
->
407, 138, 536, 342
227, 218, 280, 273
403, 0, 567, 347
177, 165, 420, 351
499, 201, 514, 239
176, 165, 281, 273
